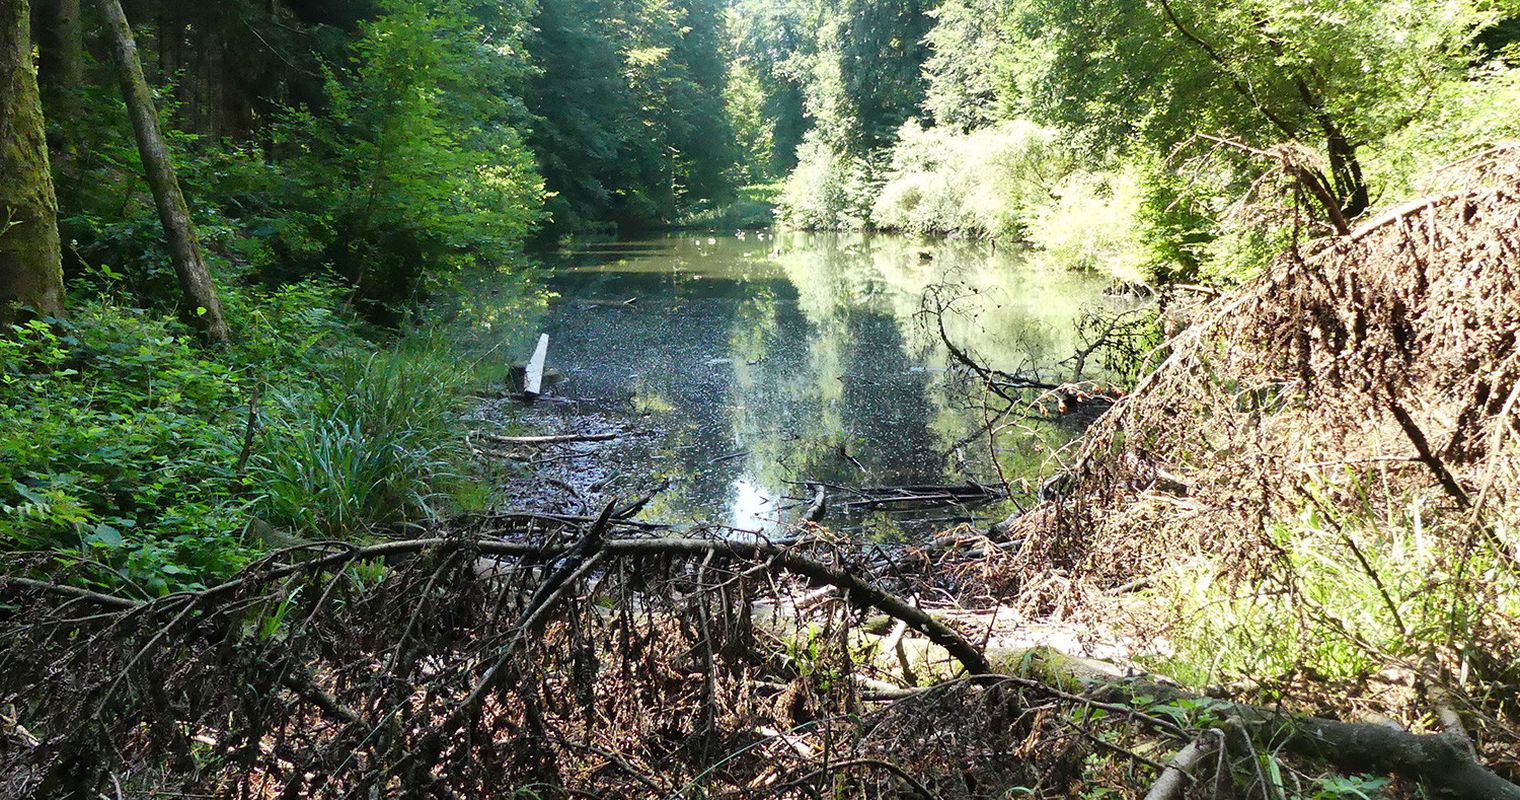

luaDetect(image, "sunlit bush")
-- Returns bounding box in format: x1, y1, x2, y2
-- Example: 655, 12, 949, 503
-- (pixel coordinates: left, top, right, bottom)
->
1368, 65, 1520, 200
1026, 167, 1149, 281
776, 133, 880, 230
870, 119, 1065, 240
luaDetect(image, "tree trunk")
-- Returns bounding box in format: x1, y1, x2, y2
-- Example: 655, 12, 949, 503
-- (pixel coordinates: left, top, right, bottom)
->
32, 0, 82, 104
0, 0, 65, 324
1324, 124, 1369, 219
96, 0, 231, 344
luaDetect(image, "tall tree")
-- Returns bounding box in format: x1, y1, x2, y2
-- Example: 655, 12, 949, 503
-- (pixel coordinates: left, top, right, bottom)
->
832, 0, 931, 154
97, 0, 231, 343
31, 0, 83, 111
523, 0, 736, 232
922, 0, 1011, 131
0, 0, 65, 323
728, 0, 812, 173
1007, 0, 1490, 219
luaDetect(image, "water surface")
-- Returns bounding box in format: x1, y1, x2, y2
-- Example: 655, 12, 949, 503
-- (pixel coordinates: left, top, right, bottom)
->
519, 231, 1115, 531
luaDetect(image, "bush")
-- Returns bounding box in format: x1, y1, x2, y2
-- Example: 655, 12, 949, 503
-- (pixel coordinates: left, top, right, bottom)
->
265, 1, 545, 321
674, 182, 782, 229
1368, 64, 1520, 200
0, 305, 253, 593
0, 280, 482, 591
776, 133, 882, 230
870, 119, 1066, 240
1025, 166, 1148, 281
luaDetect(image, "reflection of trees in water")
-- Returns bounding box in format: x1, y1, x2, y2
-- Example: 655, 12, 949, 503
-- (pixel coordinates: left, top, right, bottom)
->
771, 230, 1102, 373
727, 280, 849, 495
539, 232, 1111, 525
753, 230, 1108, 483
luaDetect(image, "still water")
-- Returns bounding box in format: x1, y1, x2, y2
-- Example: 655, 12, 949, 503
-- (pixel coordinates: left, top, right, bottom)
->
524, 231, 1115, 531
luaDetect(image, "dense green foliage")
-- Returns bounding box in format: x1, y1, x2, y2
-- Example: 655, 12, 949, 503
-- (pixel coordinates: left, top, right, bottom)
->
0, 278, 439, 592
268, 0, 545, 316
524, 0, 738, 233
736, 0, 1520, 281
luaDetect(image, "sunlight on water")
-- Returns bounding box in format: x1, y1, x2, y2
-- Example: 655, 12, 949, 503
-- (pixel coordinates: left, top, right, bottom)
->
538, 230, 1119, 530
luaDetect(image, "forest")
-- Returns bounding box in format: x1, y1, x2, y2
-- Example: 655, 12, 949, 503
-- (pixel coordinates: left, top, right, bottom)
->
2, 0, 1519, 797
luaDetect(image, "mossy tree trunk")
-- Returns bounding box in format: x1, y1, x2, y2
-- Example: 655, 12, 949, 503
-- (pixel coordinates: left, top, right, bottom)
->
96, 0, 231, 344
0, 0, 65, 325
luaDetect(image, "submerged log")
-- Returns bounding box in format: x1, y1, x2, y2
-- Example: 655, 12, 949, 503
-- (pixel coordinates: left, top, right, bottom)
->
483, 432, 617, 446
800, 482, 827, 523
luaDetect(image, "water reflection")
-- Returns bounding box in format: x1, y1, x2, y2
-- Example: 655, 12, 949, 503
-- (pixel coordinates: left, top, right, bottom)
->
540, 231, 1113, 530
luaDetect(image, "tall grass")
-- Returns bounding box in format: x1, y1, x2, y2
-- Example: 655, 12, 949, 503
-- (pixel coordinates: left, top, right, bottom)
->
252, 335, 469, 539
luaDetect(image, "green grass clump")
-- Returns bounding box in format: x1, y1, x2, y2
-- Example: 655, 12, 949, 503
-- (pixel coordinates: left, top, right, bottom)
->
252, 338, 467, 539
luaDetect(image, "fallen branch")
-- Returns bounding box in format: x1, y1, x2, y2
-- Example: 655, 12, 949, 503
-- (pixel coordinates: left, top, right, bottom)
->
484, 432, 619, 446
994, 648, 1520, 800
1143, 735, 1211, 800
11, 531, 1520, 799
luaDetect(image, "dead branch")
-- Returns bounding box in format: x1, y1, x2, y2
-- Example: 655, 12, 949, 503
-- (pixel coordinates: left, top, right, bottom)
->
1142, 735, 1212, 800
484, 432, 620, 446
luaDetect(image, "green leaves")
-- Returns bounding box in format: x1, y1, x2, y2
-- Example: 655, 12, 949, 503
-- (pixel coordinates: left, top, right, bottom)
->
0, 302, 253, 591
253, 0, 546, 318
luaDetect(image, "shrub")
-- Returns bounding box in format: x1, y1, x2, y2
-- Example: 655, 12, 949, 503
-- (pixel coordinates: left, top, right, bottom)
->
870, 119, 1066, 240
265, 0, 545, 321
0, 305, 253, 593
1368, 65, 1520, 200
0, 281, 481, 590
776, 133, 881, 230
1025, 166, 1149, 281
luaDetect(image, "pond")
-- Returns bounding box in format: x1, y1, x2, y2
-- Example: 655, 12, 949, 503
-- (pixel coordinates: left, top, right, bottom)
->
489, 231, 1123, 533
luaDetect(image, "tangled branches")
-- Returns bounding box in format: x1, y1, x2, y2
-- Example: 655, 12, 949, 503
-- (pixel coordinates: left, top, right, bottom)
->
8, 514, 1520, 799
984, 145, 1520, 775
0, 517, 1042, 799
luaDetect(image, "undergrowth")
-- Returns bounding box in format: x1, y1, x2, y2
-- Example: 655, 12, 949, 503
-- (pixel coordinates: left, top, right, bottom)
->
1153, 485, 1517, 696
0, 279, 505, 594
674, 182, 781, 229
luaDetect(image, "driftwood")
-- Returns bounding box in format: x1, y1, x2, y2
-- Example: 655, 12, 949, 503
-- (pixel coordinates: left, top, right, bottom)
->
1142, 736, 1211, 800
836, 482, 1001, 512
522, 332, 550, 401
980, 647, 1520, 800
484, 431, 618, 446
577, 296, 638, 309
